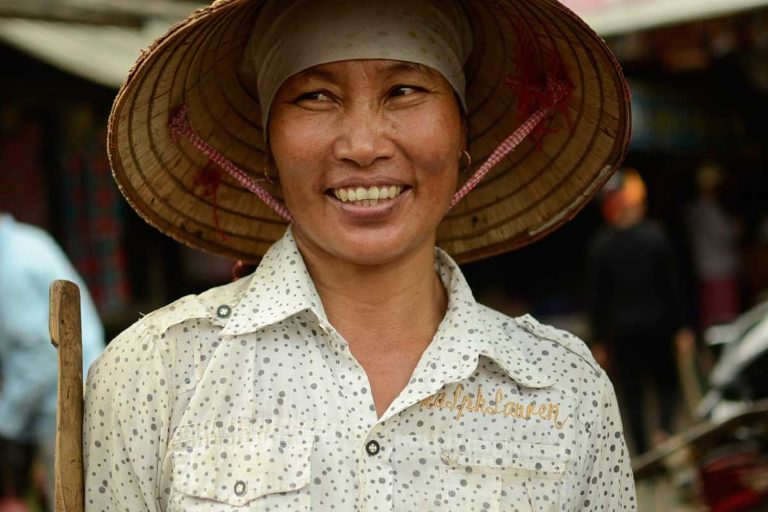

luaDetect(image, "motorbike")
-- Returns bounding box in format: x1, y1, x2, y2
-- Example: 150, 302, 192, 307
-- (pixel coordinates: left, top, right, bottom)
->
633, 301, 768, 512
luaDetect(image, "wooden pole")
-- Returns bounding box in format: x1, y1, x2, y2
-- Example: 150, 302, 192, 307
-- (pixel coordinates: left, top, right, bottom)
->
49, 280, 85, 512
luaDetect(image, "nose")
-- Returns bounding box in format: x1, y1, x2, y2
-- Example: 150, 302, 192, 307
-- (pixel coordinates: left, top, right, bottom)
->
332, 105, 394, 168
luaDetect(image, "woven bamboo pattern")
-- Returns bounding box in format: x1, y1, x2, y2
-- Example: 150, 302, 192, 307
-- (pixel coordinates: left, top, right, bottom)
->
108, 0, 631, 263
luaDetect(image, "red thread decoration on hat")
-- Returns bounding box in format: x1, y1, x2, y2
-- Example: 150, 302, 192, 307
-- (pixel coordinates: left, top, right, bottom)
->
449, 24, 574, 210
168, 106, 294, 222
506, 19, 574, 143
193, 162, 229, 241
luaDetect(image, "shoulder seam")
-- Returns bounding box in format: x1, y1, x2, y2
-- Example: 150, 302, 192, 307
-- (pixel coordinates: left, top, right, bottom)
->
138, 294, 212, 336
514, 316, 602, 374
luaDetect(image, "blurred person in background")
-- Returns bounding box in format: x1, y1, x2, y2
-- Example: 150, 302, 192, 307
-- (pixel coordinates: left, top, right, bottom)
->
685, 161, 743, 330
0, 213, 104, 512
587, 169, 695, 454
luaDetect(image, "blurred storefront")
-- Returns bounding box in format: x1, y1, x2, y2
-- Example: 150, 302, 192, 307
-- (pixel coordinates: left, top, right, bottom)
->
562, 0, 768, 36
602, 2, 768, 313
467, 0, 768, 335
1, 7, 768, 510
560, 2, 768, 509
1, 2, 765, 510
0, 2, 231, 339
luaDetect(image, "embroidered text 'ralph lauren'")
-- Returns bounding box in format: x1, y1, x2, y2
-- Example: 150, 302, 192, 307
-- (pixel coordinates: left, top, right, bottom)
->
419, 384, 569, 429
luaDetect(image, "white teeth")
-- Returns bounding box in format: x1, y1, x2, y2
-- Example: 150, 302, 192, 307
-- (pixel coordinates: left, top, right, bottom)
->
332, 185, 404, 204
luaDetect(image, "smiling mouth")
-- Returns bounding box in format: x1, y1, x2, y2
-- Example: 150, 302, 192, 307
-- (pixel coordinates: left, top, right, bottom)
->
329, 185, 406, 206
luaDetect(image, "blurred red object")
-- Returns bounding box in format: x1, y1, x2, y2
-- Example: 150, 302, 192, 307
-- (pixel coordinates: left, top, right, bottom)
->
700, 450, 768, 512
0, 498, 31, 512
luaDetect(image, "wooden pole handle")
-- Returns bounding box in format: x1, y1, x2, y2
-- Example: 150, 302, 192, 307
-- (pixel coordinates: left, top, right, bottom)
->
49, 280, 85, 512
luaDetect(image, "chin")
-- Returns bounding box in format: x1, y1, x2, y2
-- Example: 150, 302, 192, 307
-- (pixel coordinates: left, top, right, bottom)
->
331, 237, 416, 267
295, 224, 434, 268
341, 250, 407, 267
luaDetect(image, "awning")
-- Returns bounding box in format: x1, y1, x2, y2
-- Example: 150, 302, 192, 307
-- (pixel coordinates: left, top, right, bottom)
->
0, 1, 199, 89
0, 18, 168, 88
561, 0, 768, 37
2, 0, 768, 89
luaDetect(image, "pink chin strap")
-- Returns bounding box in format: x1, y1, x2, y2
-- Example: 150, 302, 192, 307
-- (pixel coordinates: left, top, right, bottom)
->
448, 103, 556, 209
169, 105, 294, 222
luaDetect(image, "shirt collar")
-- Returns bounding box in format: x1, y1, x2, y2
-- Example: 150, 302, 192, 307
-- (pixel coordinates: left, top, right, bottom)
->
220, 228, 552, 390
423, 249, 553, 388
379, 250, 553, 421
220, 227, 327, 337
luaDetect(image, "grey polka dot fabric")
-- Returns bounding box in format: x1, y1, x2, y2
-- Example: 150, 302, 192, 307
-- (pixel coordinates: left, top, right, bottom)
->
84, 228, 636, 511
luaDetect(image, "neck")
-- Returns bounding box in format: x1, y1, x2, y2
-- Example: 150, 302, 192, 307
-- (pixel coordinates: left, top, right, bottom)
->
296, 236, 447, 355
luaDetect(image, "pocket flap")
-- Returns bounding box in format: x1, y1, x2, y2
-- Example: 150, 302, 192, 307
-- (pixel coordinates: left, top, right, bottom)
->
441, 439, 567, 474
172, 430, 313, 506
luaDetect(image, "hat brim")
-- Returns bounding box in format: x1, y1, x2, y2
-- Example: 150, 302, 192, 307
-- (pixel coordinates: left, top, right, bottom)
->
109, 0, 630, 263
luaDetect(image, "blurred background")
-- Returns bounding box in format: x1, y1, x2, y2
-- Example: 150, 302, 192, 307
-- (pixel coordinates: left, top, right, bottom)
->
0, 0, 767, 510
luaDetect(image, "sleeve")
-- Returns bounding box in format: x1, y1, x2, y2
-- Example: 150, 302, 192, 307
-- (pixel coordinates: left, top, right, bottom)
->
0, 269, 58, 438
581, 372, 637, 511
84, 321, 172, 511
0, 228, 105, 439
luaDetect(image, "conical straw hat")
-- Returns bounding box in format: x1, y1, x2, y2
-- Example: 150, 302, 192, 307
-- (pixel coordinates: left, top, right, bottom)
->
109, 0, 630, 263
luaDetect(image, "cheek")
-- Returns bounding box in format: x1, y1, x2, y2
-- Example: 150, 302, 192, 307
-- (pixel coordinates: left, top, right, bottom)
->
399, 109, 462, 191
269, 123, 327, 199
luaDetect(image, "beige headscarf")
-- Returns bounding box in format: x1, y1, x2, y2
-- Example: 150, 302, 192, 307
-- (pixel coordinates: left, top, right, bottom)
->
242, 0, 474, 131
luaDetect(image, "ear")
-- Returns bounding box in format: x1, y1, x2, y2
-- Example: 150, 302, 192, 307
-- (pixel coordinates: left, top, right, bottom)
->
460, 112, 471, 152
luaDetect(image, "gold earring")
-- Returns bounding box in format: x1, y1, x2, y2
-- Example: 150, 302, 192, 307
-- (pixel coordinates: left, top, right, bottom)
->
461, 149, 472, 173
263, 159, 275, 184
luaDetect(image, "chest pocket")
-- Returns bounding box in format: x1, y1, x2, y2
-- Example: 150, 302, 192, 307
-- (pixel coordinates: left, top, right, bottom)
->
440, 439, 568, 512
169, 427, 313, 511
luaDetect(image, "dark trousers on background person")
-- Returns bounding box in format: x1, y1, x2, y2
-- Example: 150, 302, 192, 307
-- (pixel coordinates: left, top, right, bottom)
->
613, 330, 679, 455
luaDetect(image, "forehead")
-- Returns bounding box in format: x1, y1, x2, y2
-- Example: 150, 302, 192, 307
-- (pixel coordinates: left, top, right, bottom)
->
284, 59, 445, 86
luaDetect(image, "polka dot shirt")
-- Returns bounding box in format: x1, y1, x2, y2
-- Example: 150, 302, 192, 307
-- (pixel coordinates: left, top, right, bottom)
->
84, 228, 636, 511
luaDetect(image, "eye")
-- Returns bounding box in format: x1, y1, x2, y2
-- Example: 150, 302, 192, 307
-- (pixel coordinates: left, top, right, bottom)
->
294, 90, 333, 103
389, 85, 425, 98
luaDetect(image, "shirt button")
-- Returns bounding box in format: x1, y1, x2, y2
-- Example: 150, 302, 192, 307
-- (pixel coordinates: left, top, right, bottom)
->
216, 304, 232, 319
234, 480, 247, 496
365, 440, 381, 456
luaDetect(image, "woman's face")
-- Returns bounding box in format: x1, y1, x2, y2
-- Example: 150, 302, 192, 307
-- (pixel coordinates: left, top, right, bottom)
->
268, 59, 464, 267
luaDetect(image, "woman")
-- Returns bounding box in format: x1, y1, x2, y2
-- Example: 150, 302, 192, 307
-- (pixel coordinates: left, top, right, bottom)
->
85, 0, 634, 510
